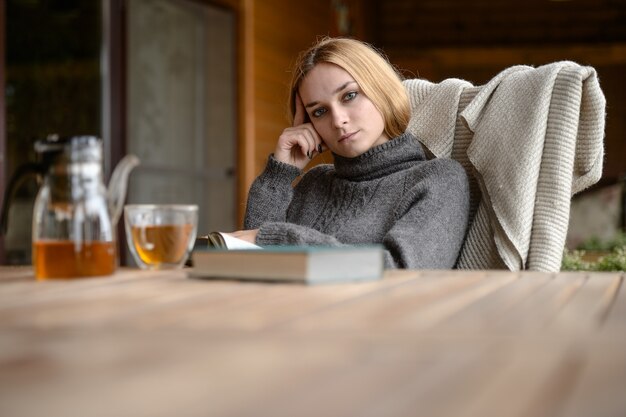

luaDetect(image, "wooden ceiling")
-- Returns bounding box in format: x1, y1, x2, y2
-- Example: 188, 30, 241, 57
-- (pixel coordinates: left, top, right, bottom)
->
369, 0, 626, 48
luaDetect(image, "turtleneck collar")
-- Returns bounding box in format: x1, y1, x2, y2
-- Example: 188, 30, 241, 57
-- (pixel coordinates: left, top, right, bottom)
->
332, 132, 427, 181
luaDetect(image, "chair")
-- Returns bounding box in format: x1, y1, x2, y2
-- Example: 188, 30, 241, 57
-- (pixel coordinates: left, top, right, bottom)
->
403, 61, 606, 272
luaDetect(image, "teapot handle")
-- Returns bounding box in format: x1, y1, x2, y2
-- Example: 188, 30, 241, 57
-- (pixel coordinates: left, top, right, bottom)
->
1, 162, 47, 235
107, 154, 140, 228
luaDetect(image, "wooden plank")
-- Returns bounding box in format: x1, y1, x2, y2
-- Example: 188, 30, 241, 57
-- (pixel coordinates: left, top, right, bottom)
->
125, 272, 419, 331
2, 326, 624, 417
437, 271, 551, 333
0, 330, 487, 417
0, 269, 177, 305
280, 270, 497, 332
456, 337, 586, 417
550, 272, 623, 333
558, 336, 626, 417
0, 267, 420, 331
0, 277, 272, 330
391, 270, 519, 331
489, 271, 587, 333
243, 334, 493, 417
599, 272, 626, 332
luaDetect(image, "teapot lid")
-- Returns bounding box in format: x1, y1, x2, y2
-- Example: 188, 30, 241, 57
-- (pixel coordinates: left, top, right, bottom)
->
34, 134, 101, 153
34, 135, 102, 164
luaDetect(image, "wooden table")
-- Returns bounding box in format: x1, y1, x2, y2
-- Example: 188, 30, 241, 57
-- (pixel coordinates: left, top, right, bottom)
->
0, 267, 624, 417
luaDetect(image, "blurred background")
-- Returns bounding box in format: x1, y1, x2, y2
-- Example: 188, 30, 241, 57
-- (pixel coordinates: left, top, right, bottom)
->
1, 0, 625, 265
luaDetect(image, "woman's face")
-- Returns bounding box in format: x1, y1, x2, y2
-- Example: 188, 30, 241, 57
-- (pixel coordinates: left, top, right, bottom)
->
299, 62, 389, 158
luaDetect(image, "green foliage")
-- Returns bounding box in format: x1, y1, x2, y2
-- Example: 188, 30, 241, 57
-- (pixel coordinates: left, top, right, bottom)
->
562, 244, 626, 272
594, 247, 626, 271
561, 250, 593, 271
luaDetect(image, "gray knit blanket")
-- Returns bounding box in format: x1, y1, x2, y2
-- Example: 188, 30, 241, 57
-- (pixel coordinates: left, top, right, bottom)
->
403, 61, 606, 271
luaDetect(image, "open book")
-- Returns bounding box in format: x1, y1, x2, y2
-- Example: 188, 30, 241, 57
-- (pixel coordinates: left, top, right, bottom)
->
186, 232, 259, 268
200, 231, 262, 250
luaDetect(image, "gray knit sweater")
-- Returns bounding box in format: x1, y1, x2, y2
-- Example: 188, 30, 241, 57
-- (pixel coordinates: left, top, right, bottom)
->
244, 132, 470, 269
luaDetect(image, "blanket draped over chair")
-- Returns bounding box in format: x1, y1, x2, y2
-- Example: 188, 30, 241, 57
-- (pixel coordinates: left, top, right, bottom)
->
403, 61, 606, 271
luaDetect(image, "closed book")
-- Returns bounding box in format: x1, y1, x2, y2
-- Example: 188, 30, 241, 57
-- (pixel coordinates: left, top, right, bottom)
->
188, 245, 384, 284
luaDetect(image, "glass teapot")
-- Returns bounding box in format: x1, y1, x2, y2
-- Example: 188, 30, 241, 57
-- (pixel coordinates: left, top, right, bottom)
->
1, 135, 139, 280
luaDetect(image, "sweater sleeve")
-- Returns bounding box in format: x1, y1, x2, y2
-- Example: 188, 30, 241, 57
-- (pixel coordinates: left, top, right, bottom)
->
254, 164, 343, 246
256, 222, 344, 246
382, 160, 470, 269
243, 155, 302, 229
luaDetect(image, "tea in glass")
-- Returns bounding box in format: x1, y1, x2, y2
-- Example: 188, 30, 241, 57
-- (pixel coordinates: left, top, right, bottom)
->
124, 205, 198, 269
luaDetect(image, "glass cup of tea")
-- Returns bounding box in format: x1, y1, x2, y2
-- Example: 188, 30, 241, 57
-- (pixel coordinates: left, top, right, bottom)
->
124, 204, 198, 269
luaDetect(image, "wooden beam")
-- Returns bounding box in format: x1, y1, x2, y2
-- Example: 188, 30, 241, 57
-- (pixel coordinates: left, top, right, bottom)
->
0, 0, 6, 264
388, 43, 626, 79
237, 0, 255, 226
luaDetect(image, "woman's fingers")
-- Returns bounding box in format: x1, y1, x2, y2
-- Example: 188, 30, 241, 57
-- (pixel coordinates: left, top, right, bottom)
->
275, 100, 326, 168
277, 131, 313, 164
277, 124, 320, 158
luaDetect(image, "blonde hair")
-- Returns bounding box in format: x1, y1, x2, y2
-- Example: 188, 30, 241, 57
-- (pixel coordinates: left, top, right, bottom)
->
288, 37, 410, 139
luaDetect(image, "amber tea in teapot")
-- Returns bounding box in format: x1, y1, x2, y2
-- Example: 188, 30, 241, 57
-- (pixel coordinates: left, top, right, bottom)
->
33, 240, 116, 279
1, 135, 139, 280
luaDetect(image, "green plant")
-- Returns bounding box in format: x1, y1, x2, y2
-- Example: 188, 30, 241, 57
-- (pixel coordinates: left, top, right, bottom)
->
561, 250, 593, 271
562, 245, 626, 272
594, 247, 626, 271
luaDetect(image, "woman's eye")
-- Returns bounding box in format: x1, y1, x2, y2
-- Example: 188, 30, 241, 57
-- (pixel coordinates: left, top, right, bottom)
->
312, 108, 326, 118
344, 91, 358, 101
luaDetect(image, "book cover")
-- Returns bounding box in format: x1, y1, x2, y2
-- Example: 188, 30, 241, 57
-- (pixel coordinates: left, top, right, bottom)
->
188, 245, 384, 284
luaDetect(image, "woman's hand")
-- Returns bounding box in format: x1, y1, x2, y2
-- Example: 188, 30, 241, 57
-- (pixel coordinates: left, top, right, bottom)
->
274, 94, 325, 169
227, 229, 259, 244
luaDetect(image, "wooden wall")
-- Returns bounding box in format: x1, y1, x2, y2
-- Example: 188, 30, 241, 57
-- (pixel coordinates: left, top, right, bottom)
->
0, 0, 5, 264
236, 0, 333, 223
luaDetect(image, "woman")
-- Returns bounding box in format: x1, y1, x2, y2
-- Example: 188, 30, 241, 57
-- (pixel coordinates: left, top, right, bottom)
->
232, 37, 470, 269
